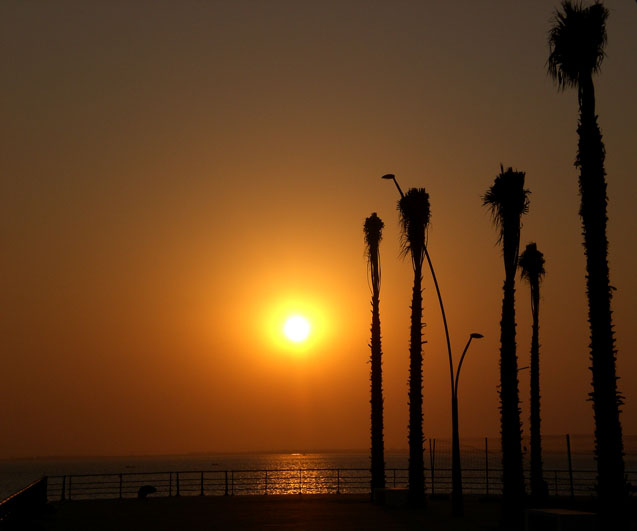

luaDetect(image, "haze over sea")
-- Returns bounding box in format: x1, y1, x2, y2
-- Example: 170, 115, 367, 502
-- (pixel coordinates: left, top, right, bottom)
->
3, 435, 636, 501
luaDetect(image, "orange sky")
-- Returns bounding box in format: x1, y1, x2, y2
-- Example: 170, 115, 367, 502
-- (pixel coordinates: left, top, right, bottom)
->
2, 1, 636, 458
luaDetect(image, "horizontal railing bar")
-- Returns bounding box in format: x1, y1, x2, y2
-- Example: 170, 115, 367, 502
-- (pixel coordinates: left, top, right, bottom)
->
47, 467, 384, 480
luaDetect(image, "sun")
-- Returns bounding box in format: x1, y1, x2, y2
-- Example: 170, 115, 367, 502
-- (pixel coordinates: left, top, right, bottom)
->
283, 315, 311, 343
261, 295, 332, 354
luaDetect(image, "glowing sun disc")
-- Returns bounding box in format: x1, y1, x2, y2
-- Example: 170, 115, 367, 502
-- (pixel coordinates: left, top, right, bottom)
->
283, 315, 311, 342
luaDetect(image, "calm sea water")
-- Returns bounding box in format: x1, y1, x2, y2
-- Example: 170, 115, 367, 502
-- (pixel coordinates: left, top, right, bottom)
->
0, 451, 401, 500
2, 435, 636, 501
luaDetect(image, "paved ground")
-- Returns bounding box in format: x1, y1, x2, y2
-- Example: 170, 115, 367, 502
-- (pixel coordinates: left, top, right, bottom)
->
25, 494, 504, 530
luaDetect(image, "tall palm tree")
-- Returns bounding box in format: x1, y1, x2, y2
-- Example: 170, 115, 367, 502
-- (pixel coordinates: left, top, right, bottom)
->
548, 2, 626, 520
519, 242, 547, 501
364, 212, 385, 492
398, 188, 430, 506
483, 166, 529, 522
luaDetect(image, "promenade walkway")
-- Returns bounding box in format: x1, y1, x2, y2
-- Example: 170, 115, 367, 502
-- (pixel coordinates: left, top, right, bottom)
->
29, 494, 503, 530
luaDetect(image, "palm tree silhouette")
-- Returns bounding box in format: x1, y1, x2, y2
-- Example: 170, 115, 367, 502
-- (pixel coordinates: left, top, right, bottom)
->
398, 188, 430, 506
483, 166, 529, 522
519, 242, 548, 501
548, 1, 626, 519
364, 212, 386, 492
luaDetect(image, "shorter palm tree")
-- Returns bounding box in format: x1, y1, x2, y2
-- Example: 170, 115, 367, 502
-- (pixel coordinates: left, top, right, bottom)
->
364, 212, 385, 491
519, 242, 547, 501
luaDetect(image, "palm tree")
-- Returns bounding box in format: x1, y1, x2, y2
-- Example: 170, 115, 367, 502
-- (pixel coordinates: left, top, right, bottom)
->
398, 188, 430, 506
548, 1, 626, 520
519, 242, 547, 501
364, 212, 385, 492
483, 166, 529, 522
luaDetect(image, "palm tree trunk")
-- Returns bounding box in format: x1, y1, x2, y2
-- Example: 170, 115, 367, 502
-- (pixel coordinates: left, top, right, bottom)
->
529, 278, 546, 500
499, 275, 525, 522
370, 289, 385, 490
577, 74, 626, 521
408, 266, 425, 505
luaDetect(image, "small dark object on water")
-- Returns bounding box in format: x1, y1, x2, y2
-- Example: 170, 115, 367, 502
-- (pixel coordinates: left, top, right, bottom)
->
138, 485, 157, 499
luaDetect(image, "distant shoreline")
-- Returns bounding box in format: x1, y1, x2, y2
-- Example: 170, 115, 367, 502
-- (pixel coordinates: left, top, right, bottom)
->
3, 434, 637, 461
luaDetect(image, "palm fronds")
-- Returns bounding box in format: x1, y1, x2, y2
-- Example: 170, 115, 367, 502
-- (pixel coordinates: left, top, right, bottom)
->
519, 243, 546, 284
364, 212, 384, 295
483, 166, 530, 239
398, 188, 431, 271
483, 166, 530, 273
548, 1, 608, 90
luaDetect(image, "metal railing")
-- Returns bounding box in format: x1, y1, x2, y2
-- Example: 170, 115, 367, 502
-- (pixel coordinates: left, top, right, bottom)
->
47, 468, 396, 500
44, 467, 637, 501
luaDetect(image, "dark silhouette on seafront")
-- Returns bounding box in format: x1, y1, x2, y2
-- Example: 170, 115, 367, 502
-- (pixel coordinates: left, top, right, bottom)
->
548, 2, 626, 525
519, 242, 548, 501
483, 166, 529, 524
364, 213, 386, 492
137, 485, 157, 499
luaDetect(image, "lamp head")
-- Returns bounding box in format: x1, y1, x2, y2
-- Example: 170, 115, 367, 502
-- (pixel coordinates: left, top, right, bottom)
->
470, 333, 484, 339
381, 174, 395, 180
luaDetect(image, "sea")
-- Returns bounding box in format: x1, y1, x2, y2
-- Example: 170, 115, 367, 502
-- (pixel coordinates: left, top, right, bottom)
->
2, 435, 636, 501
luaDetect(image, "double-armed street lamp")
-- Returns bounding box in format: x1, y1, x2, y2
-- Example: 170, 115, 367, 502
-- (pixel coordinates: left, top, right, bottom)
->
382, 173, 483, 517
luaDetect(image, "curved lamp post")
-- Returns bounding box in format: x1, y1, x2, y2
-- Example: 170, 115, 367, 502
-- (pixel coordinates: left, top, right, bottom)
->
450, 332, 484, 516
382, 173, 483, 516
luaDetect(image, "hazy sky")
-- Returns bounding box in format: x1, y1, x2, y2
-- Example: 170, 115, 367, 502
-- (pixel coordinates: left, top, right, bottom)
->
2, 1, 636, 458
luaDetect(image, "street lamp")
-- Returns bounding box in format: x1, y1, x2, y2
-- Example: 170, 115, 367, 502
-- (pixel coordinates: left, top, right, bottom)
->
381, 174, 404, 198
450, 333, 484, 517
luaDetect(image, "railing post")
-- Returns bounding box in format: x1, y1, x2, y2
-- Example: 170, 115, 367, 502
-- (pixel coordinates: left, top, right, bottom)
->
337, 469, 340, 494
231, 471, 234, 495
61, 476, 66, 501
68, 475, 72, 501
176, 472, 180, 497
554, 470, 558, 495
566, 434, 574, 497
393, 469, 396, 488
169, 473, 172, 497
485, 437, 489, 496
200, 471, 204, 496
119, 474, 123, 499
224, 471, 228, 496
298, 469, 302, 494
429, 438, 436, 496
264, 470, 268, 495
